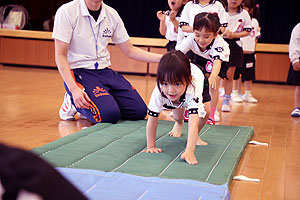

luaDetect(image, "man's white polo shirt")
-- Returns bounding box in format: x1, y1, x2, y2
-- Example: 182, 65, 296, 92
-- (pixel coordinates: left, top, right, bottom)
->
52, 0, 130, 69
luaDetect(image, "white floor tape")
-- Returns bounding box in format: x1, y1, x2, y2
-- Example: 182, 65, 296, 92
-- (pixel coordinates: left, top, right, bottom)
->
233, 175, 260, 183
249, 140, 269, 146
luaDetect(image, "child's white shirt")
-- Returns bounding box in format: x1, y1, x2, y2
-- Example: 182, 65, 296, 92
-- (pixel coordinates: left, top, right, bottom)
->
289, 23, 300, 64
180, 1, 228, 30
148, 63, 206, 118
225, 9, 252, 47
240, 18, 261, 52
176, 34, 230, 62
164, 10, 181, 41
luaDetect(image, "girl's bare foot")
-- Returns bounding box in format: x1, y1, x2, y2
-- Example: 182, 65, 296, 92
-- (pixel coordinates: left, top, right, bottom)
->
169, 122, 183, 137
196, 136, 208, 145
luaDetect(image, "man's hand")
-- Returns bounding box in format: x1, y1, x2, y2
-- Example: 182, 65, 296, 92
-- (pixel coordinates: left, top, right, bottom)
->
72, 88, 91, 109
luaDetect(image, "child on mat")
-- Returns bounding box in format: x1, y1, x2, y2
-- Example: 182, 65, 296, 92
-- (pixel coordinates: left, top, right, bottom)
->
157, 0, 189, 51
232, 0, 261, 103
176, 12, 230, 125
143, 50, 211, 165
221, 0, 252, 112
287, 22, 300, 117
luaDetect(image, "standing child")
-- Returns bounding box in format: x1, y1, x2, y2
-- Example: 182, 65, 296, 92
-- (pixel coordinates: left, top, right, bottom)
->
221, 0, 252, 112
157, 0, 189, 51
287, 22, 300, 117
176, 12, 230, 124
144, 50, 211, 165
232, 0, 261, 103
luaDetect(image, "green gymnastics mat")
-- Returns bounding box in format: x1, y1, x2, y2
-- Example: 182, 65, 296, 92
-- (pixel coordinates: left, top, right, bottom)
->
32, 120, 253, 186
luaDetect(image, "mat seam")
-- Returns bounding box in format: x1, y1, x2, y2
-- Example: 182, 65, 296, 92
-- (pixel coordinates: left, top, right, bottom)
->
205, 128, 241, 182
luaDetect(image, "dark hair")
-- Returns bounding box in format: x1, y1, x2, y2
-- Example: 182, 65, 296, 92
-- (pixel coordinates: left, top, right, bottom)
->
243, 0, 260, 21
193, 0, 215, 4
193, 12, 221, 33
156, 50, 191, 91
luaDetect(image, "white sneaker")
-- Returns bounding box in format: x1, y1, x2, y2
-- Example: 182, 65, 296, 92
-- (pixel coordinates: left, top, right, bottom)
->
242, 93, 258, 103
77, 112, 87, 120
59, 93, 77, 120
214, 110, 220, 122
221, 104, 230, 112
231, 93, 243, 103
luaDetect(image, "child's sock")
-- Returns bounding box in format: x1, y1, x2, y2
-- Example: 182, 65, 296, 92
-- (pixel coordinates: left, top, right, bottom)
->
244, 90, 251, 95
209, 107, 216, 120
223, 95, 230, 105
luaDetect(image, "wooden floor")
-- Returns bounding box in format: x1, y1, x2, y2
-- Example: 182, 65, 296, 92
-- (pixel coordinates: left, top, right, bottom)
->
1, 64, 299, 200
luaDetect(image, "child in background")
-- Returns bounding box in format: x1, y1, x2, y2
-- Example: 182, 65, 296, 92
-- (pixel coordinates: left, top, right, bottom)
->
144, 50, 211, 165
157, 0, 189, 51
287, 23, 300, 117
221, 0, 252, 112
232, 0, 261, 103
176, 12, 230, 125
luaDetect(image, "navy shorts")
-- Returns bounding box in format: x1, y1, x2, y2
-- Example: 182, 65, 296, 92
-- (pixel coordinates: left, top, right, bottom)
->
234, 53, 256, 81
287, 62, 300, 85
65, 68, 147, 123
193, 64, 211, 103
225, 39, 243, 68
192, 55, 229, 79
166, 41, 177, 52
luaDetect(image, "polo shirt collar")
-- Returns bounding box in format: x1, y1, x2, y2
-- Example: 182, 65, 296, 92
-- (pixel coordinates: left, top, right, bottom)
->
80, 0, 106, 22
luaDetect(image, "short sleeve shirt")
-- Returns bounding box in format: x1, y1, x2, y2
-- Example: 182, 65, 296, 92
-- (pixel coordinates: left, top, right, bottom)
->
52, 0, 130, 69
289, 23, 300, 64
164, 10, 181, 41
180, 1, 228, 37
176, 34, 230, 62
148, 63, 206, 118
241, 18, 261, 52
225, 9, 252, 33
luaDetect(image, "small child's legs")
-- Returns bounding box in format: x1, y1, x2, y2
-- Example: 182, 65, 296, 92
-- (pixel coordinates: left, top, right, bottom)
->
208, 79, 220, 121
169, 108, 185, 137
197, 102, 210, 145
295, 86, 300, 107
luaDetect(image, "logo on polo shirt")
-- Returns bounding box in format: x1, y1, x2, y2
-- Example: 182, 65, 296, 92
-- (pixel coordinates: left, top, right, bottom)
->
103, 28, 112, 37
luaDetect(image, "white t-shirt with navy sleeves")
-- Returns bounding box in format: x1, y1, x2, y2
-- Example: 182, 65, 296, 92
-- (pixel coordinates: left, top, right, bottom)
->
176, 34, 230, 62
289, 23, 300, 65
164, 10, 181, 41
148, 63, 206, 118
240, 18, 261, 53
52, 0, 130, 70
179, 1, 228, 35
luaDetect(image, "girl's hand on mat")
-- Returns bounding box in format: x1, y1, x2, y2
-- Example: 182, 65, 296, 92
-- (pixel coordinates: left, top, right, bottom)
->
73, 88, 91, 109
181, 151, 198, 165
143, 147, 162, 153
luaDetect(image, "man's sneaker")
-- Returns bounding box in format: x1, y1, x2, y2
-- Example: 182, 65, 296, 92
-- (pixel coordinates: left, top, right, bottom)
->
77, 112, 87, 120
214, 110, 220, 122
242, 93, 258, 103
231, 93, 243, 103
291, 107, 300, 117
183, 110, 189, 122
59, 93, 77, 120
